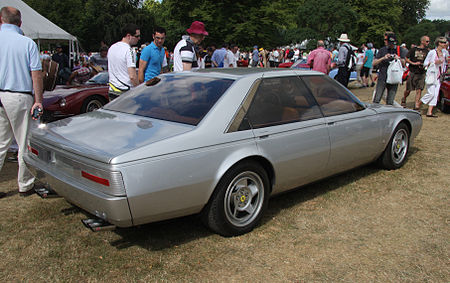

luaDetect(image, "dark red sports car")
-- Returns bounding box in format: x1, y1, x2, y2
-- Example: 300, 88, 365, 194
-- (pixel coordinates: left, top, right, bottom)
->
42, 72, 109, 122
438, 72, 450, 113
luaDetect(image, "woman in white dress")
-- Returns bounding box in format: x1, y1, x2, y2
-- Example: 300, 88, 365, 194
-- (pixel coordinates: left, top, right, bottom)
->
419, 36, 448, 117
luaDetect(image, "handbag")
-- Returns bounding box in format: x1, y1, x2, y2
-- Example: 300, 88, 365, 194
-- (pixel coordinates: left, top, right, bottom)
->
425, 62, 437, 85
386, 59, 403, 84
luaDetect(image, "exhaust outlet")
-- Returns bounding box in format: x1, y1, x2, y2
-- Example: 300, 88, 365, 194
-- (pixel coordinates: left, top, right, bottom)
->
35, 186, 59, 198
82, 218, 116, 232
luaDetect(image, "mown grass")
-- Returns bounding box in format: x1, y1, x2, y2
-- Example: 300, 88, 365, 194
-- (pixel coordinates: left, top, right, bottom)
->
0, 84, 449, 282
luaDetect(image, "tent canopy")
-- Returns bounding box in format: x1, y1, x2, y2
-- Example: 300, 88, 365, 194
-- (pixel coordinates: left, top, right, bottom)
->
1, 0, 77, 41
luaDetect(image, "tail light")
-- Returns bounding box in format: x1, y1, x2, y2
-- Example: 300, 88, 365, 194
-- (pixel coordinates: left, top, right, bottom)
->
28, 145, 39, 156
79, 168, 125, 196
82, 171, 110, 186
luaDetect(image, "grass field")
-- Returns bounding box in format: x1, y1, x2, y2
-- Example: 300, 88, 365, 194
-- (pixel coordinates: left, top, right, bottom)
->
0, 83, 449, 282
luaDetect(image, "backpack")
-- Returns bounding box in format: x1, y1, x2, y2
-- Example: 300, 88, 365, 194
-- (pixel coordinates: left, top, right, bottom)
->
288, 49, 294, 59
344, 45, 357, 71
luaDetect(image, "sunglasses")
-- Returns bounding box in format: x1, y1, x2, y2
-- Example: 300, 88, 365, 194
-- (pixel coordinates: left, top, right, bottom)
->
439, 41, 447, 44
133, 34, 141, 38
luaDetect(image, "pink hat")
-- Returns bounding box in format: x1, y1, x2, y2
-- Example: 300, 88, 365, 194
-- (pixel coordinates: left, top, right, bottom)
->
186, 21, 208, 36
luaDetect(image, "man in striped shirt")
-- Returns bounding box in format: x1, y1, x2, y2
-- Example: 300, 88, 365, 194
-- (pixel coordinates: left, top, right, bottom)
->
173, 21, 208, 72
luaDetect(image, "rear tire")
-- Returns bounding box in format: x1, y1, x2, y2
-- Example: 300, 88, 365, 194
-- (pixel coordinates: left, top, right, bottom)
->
378, 123, 409, 170
202, 161, 270, 237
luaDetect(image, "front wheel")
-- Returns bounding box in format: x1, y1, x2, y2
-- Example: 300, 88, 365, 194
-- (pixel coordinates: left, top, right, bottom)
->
378, 123, 410, 170
202, 161, 270, 237
81, 96, 105, 113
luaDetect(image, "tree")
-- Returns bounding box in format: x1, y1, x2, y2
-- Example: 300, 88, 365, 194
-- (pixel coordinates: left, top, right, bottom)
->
402, 20, 450, 47
352, 0, 402, 47
295, 0, 358, 46
25, 0, 154, 51
397, 0, 430, 34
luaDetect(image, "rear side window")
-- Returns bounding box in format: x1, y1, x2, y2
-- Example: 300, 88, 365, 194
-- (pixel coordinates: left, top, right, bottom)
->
245, 76, 322, 129
301, 75, 365, 116
104, 75, 234, 125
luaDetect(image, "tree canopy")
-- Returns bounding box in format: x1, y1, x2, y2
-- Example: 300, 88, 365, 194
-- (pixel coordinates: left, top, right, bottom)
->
22, 0, 448, 51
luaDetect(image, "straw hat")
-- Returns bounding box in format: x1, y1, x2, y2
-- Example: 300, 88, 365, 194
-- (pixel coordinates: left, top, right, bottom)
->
338, 33, 350, 42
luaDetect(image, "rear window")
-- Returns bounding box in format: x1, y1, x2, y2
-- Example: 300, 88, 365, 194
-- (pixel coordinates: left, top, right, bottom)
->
104, 75, 234, 125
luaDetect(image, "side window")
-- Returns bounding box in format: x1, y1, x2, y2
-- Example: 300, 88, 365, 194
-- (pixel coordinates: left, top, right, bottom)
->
301, 75, 365, 116
245, 76, 322, 129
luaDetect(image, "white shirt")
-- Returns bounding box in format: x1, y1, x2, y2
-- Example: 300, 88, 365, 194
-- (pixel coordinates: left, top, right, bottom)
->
224, 50, 237, 68
273, 50, 280, 62
107, 41, 136, 91
356, 52, 365, 65
234, 50, 240, 62
173, 35, 197, 72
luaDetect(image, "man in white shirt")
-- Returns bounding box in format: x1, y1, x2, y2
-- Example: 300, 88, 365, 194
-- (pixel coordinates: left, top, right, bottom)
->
174, 21, 208, 72
107, 23, 140, 100
224, 44, 238, 68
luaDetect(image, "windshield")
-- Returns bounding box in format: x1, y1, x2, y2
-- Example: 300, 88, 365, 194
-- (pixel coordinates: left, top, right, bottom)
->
86, 72, 109, 85
291, 59, 308, 69
104, 75, 234, 125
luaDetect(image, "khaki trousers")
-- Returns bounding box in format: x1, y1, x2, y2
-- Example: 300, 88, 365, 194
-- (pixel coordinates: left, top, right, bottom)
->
0, 91, 35, 192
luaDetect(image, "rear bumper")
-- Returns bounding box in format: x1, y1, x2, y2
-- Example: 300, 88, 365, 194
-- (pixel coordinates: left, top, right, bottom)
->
24, 153, 133, 227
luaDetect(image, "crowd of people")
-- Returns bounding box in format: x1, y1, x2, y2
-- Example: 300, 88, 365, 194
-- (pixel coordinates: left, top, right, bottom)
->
0, 5, 449, 197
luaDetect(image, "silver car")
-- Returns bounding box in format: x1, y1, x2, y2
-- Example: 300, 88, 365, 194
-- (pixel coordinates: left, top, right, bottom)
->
24, 69, 422, 236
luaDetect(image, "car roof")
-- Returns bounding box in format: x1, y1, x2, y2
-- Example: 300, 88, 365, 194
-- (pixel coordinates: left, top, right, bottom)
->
190, 68, 323, 79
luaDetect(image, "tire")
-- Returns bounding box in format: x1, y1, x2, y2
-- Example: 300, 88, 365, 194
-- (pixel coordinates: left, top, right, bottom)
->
378, 123, 410, 170
81, 96, 105, 113
439, 94, 450, 113
202, 161, 270, 237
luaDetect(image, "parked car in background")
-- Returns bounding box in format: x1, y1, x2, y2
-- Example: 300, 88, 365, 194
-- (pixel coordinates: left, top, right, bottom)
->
237, 59, 249, 67
42, 72, 109, 122
438, 72, 450, 113
280, 58, 309, 69
328, 67, 358, 82
25, 69, 422, 237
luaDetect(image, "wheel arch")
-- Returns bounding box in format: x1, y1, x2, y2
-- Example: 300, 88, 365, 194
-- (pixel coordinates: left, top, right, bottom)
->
208, 154, 276, 207
398, 118, 412, 137
217, 155, 275, 192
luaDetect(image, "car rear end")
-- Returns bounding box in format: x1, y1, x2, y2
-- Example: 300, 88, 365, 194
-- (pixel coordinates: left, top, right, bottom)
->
25, 137, 133, 227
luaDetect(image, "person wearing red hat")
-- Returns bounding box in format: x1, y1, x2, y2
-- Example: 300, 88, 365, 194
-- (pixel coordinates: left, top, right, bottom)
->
173, 21, 208, 72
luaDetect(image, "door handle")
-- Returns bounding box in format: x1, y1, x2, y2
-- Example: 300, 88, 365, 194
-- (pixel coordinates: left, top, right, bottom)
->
259, 134, 269, 139
328, 121, 335, 126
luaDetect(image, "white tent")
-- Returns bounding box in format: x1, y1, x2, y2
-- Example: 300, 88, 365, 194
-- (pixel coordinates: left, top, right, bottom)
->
0, 0, 79, 64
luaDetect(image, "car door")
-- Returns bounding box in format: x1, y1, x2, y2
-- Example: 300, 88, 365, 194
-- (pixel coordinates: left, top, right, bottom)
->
243, 75, 330, 194
301, 75, 381, 175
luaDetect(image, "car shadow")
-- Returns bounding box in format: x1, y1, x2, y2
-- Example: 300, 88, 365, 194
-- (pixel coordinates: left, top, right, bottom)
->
99, 147, 420, 251
110, 216, 212, 251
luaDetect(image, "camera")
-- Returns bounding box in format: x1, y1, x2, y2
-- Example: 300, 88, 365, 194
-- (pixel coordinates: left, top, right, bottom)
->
32, 107, 42, 119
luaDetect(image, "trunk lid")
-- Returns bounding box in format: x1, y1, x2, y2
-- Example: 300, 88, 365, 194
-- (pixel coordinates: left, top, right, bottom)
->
31, 109, 194, 163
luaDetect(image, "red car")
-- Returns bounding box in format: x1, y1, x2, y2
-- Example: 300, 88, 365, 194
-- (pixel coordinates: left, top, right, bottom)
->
237, 59, 249, 67
42, 72, 109, 122
278, 58, 310, 69
438, 73, 450, 113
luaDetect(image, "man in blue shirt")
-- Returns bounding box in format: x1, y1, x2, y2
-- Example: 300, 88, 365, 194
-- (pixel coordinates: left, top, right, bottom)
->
252, 46, 259, 67
138, 27, 168, 83
0, 7, 43, 197
211, 44, 227, 68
